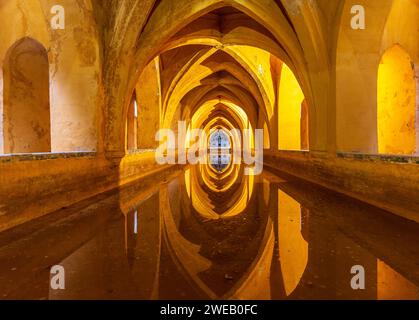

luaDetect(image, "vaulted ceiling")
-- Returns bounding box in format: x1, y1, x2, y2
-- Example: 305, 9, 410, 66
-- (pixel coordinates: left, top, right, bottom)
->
92, 0, 339, 154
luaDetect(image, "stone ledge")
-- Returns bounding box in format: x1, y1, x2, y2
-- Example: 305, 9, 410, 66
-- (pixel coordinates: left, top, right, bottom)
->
337, 152, 419, 164
0, 152, 97, 164
127, 149, 156, 155
265, 151, 419, 223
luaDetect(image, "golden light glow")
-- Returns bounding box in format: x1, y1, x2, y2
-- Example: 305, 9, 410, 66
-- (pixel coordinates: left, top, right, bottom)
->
278, 64, 305, 151
377, 45, 416, 155
226, 45, 275, 119
278, 190, 308, 296
263, 122, 270, 149
184, 165, 254, 220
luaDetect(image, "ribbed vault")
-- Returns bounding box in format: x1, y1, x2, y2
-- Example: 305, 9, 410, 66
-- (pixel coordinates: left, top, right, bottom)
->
98, 0, 331, 156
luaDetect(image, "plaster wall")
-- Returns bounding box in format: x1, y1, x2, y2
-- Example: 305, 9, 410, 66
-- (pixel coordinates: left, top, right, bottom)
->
377, 45, 416, 155
0, 0, 101, 154
278, 64, 305, 151
336, 0, 392, 153
336, 0, 419, 154
0, 152, 175, 232
135, 58, 161, 149
3, 38, 51, 153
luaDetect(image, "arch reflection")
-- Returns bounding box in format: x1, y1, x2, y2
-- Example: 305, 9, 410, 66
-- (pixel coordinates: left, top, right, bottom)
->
161, 166, 270, 298
12, 166, 414, 301
184, 164, 254, 219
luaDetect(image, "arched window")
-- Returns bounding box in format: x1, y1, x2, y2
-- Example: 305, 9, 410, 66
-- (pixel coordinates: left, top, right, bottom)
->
377, 45, 416, 155
3, 37, 50, 154
209, 129, 231, 172
209, 129, 230, 149
126, 94, 138, 151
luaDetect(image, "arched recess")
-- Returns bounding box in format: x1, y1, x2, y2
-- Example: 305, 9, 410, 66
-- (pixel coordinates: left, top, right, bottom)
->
3, 37, 51, 154
0, 0, 50, 154
378, 0, 419, 155
377, 45, 416, 155
335, 0, 394, 153
335, 0, 419, 154
0, 0, 101, 154
278, 64, 306, 151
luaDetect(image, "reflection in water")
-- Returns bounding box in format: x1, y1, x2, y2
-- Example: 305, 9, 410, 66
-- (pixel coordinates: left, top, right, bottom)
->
377, 259, 419, 300
0, 165, 418, 300
185, 165, 254, 220
277, 190, 308, 296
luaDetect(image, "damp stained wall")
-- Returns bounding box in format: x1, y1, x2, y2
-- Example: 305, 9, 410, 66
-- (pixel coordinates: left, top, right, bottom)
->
0, 0, 101, 154
3, 38, 51, 153
377, 45, 416, 155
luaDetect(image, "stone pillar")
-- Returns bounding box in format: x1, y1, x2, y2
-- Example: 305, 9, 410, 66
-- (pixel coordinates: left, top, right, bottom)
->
0, 71, 3, 154
300, 99, 309, 151
415, 64, 419, 155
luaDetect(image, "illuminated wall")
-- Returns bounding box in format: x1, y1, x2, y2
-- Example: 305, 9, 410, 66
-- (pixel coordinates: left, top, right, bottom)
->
263, 122, 271, 149
135, 58, 161, 150
278, 64, 305, 151
377, 45, 416, 155
0, 1, 101, 154
227, 45, 275, 119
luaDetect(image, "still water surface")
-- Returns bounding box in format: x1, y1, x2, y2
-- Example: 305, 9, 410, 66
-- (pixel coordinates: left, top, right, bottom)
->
0, 165, 418, 300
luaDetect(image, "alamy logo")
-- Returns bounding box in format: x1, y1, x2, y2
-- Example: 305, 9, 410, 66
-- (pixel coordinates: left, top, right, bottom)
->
350, 265, 365, 290
50, 265, 65, 290
351, 5, 365, 30
155, 121, 264, 175
51, 5, 65, 30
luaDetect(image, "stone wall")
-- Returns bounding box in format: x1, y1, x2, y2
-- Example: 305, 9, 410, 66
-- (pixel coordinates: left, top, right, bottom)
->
0, 152, 175, 232
0, 0, 101, 154
265, 150, 419, 223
